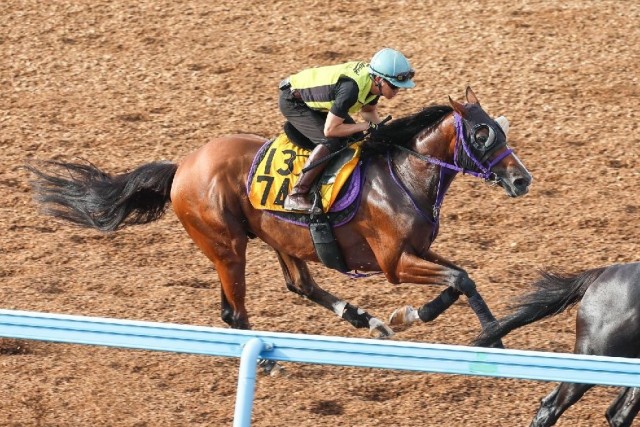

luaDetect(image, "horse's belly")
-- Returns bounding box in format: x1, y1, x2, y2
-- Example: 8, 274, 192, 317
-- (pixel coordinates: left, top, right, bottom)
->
250, 215, 380, 271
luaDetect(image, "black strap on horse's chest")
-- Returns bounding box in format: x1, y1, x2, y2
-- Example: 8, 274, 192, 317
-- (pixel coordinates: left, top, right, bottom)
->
308, 189, 348, 272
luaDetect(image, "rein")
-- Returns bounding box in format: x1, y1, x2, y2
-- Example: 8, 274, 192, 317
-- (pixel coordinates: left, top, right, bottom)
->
387, 113, 514, 237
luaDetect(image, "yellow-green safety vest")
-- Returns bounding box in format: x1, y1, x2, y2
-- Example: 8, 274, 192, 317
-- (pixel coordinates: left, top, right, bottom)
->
288, 61, 377, 114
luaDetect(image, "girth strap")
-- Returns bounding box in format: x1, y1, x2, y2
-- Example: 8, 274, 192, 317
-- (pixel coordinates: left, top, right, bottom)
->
308, 210, 349, 273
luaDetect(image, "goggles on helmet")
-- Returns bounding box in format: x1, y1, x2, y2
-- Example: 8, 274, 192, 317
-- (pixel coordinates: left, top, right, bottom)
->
372, 69, 415, 82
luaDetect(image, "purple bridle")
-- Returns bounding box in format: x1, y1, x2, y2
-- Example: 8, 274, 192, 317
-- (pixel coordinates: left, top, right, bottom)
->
452, 113, 513, 180
388, 113, 514, 239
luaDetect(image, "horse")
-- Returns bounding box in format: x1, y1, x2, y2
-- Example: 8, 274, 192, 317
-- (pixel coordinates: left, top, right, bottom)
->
473, 262, 640, 427
26, 87, 531, 354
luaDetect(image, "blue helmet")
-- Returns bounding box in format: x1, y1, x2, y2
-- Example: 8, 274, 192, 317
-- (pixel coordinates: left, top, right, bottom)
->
369, 48, 416, 89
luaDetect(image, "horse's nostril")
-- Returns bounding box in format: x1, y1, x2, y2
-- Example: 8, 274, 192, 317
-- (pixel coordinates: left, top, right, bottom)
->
514, 177, 530, 191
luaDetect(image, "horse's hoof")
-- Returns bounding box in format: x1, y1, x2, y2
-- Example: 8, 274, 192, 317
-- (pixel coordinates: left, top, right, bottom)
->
369, 318, 394, 338
267, 363, 286, 377
491, 339, 505, 349
389, 305, 419, 327
258, 359, 285, 377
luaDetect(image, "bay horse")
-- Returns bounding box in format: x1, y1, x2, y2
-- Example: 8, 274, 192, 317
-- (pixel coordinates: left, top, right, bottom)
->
473, 262, 640, 427
26, 87, 531, 349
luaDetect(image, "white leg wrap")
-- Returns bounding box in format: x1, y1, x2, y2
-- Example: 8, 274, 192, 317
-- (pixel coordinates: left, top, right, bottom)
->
332, 300, 347, 317
406, 306, 420, 323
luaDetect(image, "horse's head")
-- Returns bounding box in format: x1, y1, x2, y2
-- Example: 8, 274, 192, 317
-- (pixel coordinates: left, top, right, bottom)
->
449, 87, 532, 197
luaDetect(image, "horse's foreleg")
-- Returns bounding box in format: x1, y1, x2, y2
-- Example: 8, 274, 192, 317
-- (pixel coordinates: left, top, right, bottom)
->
275, 251, 393, 338
606, 387, 640, 427
388, 252, 500, 339
389, 287, 461, 326
530, 382, 593, 427
418, 251, 499, 330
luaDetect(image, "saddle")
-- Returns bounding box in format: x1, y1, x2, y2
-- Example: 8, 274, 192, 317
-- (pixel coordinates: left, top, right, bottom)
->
247, 123, 365, 273
247, 123, 362, 214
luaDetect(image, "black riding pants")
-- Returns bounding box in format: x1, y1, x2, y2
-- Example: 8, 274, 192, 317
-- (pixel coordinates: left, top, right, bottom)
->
278, 88, 354, 152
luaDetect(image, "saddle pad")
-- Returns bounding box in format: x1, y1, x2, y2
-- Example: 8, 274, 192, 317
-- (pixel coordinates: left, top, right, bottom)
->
248, 133, 361, 213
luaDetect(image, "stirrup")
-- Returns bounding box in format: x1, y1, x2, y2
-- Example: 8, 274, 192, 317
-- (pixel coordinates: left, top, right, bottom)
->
283, 193, 322, 214
283, 201, 322, 215
283, 195, 313, 213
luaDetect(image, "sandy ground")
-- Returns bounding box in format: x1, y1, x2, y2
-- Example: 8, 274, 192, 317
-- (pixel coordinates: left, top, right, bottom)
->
1, 1, 640, 426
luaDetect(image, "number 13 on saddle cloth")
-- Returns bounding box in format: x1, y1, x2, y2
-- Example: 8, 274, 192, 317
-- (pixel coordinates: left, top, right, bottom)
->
247, 133, 361, 213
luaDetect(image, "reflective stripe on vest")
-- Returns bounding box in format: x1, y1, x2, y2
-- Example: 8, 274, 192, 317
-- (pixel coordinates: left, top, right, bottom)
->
288, 61, 377, 114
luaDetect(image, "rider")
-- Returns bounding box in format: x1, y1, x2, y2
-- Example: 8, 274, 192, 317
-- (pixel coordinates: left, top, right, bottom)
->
279, 47, 416, 213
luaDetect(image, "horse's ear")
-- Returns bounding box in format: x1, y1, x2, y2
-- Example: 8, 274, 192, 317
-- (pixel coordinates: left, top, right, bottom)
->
495, 115, 510, 136
465, 86, 480, 105
449, 95, 466, 117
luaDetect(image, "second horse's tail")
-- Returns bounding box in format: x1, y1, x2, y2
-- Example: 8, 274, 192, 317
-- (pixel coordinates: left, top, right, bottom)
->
472, 267, 607, 347
26, 160, 178, 232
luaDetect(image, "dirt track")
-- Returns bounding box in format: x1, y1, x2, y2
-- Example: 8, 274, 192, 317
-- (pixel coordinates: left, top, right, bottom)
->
2, 1, 640, 426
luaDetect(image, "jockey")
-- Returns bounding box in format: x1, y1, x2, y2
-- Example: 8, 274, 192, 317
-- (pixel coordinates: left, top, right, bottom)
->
279, 48, 416, 213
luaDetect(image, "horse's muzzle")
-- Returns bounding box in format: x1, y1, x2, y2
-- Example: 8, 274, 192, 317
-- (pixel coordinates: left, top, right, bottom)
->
501, 170, 532, 197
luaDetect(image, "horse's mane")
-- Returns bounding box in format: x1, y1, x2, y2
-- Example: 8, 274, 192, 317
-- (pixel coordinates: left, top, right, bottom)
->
363, 105, 453, 153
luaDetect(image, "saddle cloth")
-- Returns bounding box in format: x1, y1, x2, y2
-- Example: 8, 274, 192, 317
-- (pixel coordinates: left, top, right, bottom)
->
248, 133, 361, 213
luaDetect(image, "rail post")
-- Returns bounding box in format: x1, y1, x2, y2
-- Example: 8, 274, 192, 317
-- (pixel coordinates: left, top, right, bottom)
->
233, 338, 268, 427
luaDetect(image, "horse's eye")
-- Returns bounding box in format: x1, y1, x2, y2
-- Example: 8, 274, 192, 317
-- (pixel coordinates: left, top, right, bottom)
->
474, 125, 495, 148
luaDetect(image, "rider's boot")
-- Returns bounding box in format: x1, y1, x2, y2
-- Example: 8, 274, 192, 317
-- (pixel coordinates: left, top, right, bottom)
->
284, 144, 332, 213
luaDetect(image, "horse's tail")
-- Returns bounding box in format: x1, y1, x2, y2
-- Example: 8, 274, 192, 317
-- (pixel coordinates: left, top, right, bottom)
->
472, 267, 607, 347
26, 159, 178, 232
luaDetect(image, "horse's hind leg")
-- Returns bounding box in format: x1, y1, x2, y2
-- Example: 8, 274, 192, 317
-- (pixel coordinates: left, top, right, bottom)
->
179, 217, 251, 330
530, 382, 593, 427
183, 223, 289, 375
606, 387, 640, 427
275, 251, 393, 338
220, 288, 235, 327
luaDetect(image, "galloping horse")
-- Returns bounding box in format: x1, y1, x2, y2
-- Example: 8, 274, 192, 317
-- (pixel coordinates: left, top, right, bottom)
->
473, 263, 640, 427
27, 87, 531, 344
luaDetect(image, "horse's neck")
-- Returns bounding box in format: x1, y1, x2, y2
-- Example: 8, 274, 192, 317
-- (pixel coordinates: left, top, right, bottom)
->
385, 149, 453, 223
411, 124, 457, 192
392, 123, 458, 217
414, 115, 457, 166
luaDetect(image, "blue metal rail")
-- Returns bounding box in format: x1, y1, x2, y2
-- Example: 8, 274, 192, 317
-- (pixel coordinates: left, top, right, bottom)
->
1, 309, 640, 426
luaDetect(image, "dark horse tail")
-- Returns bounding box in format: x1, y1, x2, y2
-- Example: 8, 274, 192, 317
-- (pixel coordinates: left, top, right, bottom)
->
472, 267, 607, 347
26, 160, 178, 232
